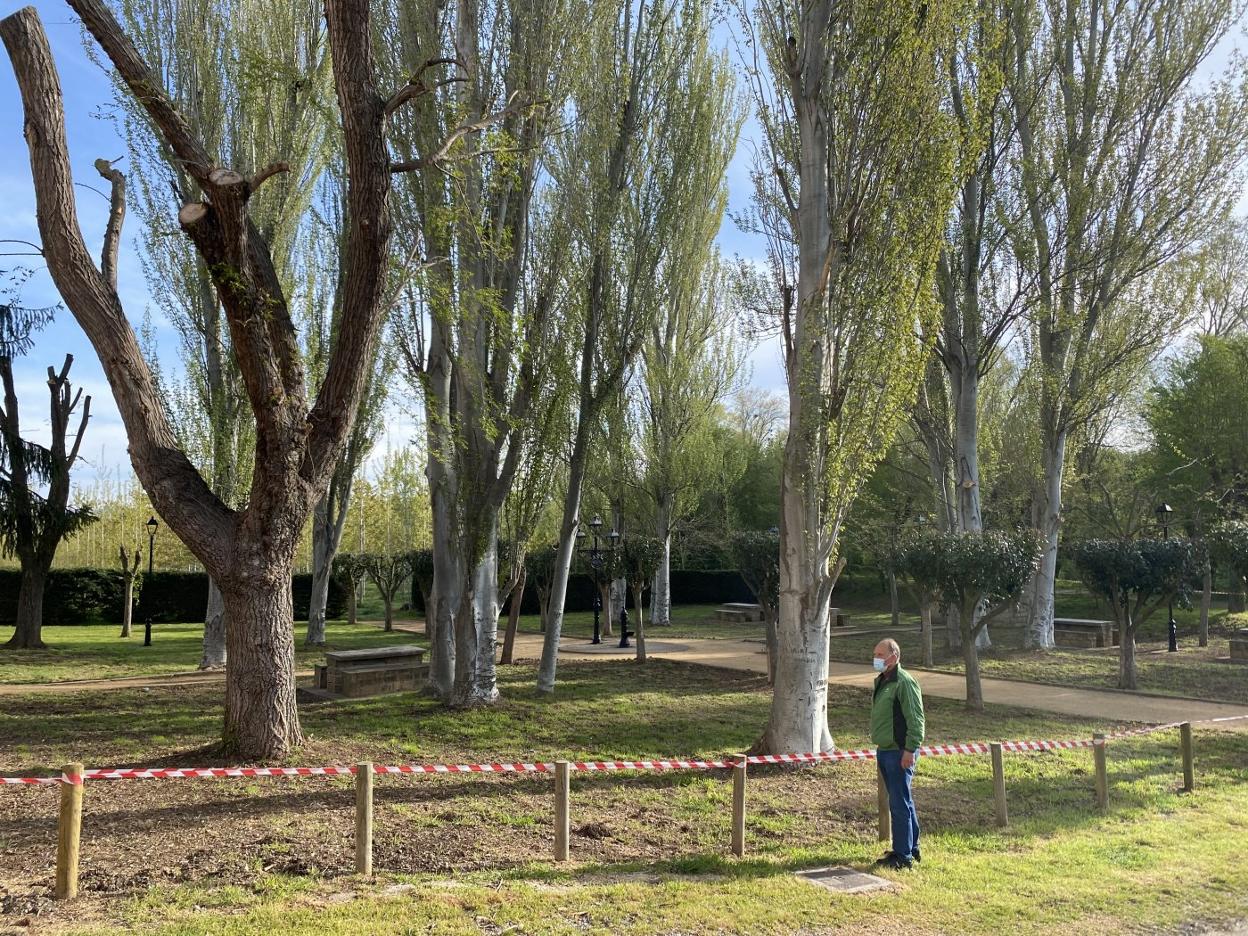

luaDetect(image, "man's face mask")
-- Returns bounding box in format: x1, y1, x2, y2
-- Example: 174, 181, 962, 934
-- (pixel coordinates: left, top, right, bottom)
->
873, 652, 892, 672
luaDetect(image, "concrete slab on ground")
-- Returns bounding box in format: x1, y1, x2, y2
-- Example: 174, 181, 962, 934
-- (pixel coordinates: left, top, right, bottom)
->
795, 866, 894, 894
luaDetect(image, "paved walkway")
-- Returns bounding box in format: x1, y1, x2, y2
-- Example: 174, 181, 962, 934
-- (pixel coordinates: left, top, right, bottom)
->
4, 629, 1246, 731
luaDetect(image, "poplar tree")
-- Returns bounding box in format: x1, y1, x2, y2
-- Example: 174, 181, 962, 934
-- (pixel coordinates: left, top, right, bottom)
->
743, 0, 967, 752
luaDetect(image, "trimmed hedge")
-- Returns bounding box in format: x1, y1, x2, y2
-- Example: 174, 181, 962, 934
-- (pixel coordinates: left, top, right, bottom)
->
0, 569, 346, 625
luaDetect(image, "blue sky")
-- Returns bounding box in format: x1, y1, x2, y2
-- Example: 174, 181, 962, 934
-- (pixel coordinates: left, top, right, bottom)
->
0, 2, 1242, 483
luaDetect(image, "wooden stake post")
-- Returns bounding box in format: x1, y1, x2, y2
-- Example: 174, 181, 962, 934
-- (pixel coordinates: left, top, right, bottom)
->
1093, 734, 1108, 813
55, 762, 83, 900
1180, 722, 1194, 792
355, 761, 373, 876
554, 760, 570, 861
876, 770, 891, 842
990, 742, 1008, 828
731, 756, 747, 857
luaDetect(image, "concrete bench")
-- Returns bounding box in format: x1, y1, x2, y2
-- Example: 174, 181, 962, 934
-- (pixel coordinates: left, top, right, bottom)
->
314, 644, 428, 698
717, 603, 763, 622
1231, 629, 1248, 663
1053, 618, 1117, 649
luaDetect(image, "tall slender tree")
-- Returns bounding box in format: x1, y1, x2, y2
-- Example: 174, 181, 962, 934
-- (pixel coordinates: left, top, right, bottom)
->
388, 0, 583, 706
537, 0, 740, 693
1008, 0, 1248, 647
742, 0, 966, 752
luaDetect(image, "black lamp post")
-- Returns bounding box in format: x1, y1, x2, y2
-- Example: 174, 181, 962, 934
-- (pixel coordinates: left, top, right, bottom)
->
1156, 503, 1177, 652
144, 516, 158, 646
581, 515, 606, 644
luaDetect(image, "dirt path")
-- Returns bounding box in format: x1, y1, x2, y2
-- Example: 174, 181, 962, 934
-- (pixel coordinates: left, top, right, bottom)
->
4, 627, 1247, 731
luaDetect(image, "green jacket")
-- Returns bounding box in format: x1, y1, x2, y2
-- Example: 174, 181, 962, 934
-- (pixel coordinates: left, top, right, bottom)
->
871, 664, 925, 753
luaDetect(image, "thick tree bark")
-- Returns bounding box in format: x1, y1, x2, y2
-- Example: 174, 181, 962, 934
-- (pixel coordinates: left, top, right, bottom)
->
7, 565, 49, 649
632, 583, 647, 663
220, 566, 302, 760
199, 578, 227, 669
452, 530, 500, 706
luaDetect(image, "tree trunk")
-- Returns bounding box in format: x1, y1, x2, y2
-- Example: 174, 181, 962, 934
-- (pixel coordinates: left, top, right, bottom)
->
652, 500, 672, 627
1118, 619, 1138, 690
346, 577, 359, 625
1200, 561, 1211, 648
427, 471, 459, 701
633, 584, 647, 663
962, 620, 984, 711
1028, 429, 1066, 649
452, 529, 500, 706
305, 496, 333, 646
945, 604, 961, 651
200, 577, 227, 670
763, 608, 778, 686
888, 568, 900, 628
599, 581, 614, 637
120, 575, 134, 638
760, 586, 835, 753
500, 568, 525, 665
6, 562, 48, 649
382, 593, 394, 632
921, 603, 934, 668
219, 570, 302, 760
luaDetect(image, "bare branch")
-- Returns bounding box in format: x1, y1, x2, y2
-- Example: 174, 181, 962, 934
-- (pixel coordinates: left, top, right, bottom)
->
93, 158, 125, 292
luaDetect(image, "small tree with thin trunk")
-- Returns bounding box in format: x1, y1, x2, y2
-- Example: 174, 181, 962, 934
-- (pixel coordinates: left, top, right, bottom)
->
622, 535, 662, 664
1071, 539, 1198, 691
525, 545, 559, 638
729, 530, 780, 684
118, 545, 141, 639
362, 553, 413, 633
334, 553, 367, 627
408, 549, 434, 638
897, 529, 1040, 710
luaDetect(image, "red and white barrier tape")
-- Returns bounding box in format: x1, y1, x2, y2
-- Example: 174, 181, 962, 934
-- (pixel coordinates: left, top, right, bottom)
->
4, 714, 1246, 787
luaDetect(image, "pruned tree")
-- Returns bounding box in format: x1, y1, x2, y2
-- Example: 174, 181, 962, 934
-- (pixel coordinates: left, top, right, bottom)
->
728, 529, 779, 683
622, 534, 662, 663
334, 552, 368, 626
2, 0, 414, 757
0, 352, 96, 650
118, 545, 142, 639
408, 548, 435, 634
739, 0, 968, 752
1008, 0, 1248, 648
897, 528, 1040, 710
1071, 538, 1199, 690
362, 552, 414, 633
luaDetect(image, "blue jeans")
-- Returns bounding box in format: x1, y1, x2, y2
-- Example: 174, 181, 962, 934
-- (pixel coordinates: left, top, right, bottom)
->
877, 749, 920, 860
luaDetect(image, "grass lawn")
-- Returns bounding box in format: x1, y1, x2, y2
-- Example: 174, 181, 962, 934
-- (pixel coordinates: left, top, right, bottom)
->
0, 620, 420, 685
1, 659, 1246, 934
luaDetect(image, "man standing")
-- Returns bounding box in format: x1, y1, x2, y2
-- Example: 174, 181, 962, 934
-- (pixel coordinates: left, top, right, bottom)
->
871, 638, 925, 869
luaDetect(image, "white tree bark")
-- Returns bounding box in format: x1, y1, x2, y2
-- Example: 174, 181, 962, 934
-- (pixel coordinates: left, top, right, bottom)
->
199, 578, 227, 669
652, 497, 672, 627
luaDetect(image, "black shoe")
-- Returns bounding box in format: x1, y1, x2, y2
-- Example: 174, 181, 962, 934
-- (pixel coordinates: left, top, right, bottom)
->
873, 851, 897, 866
880, 853, 913, 870
912, 846, 921, 863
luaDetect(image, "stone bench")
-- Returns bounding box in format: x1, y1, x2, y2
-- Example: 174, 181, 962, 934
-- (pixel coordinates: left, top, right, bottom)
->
1231, 629, 1248, 664
313, 645, 428, 699
1053, 618, 1117, 649
717, 603, 763, 622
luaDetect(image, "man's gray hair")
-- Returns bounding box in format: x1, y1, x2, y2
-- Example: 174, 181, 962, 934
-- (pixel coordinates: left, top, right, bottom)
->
880, 638, 901, 658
